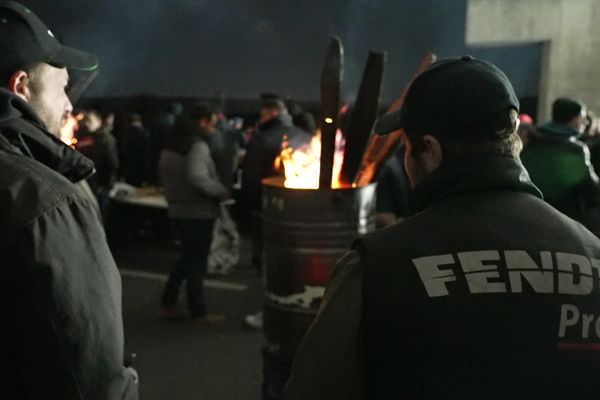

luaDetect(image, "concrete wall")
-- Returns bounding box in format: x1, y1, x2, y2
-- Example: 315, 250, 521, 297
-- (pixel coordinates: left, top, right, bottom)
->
466, 0, 600, 122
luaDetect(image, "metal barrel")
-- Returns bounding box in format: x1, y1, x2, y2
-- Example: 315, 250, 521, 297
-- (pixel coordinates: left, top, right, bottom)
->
260, 177, 376, 398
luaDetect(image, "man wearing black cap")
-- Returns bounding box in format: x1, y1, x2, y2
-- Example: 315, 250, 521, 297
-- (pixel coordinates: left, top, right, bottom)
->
0, 2, 137, 399
285, 57, 600, 399
521, 97, 600, 224
241, 95, 310, 263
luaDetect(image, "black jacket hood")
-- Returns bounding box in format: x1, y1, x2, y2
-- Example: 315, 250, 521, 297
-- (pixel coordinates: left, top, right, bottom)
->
0, 88, 94, 182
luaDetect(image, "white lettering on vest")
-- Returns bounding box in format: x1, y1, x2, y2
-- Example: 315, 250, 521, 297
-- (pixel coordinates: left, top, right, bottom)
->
506, 250, 554, 293
557, 253, 593, 295
557, 304, 600, 340
558, 304, 580, 337
458, 251, 506, 294
411, 251, 600, 297
413, 254, 456, 297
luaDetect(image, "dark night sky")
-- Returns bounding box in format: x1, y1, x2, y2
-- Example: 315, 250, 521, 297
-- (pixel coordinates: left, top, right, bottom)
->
18, 0, 542, 102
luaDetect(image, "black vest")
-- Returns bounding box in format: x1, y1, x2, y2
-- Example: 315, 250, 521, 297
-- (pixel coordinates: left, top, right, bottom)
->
357, 155, 600, 399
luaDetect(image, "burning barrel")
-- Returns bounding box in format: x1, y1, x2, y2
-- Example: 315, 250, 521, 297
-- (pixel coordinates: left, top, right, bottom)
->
259, 36, 388, 399
261, 177, 376, 398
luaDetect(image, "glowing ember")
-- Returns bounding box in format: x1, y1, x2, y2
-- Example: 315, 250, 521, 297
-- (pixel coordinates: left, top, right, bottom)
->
59, 113, 83, 147
276, 129, 347, 189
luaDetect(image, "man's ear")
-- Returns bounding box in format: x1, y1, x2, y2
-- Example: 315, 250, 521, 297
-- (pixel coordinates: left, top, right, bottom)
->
6, 70, 31, 102
422, 134, 444, 169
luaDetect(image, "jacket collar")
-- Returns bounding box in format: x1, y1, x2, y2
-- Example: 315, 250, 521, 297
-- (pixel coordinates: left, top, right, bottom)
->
538, 121, 580, 139
410, 154, 543, 214
258, 113, 293, 132
0, 88, 94, 183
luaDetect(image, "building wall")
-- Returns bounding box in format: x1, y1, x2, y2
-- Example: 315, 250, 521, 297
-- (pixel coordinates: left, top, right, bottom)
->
466, 0, 600, 122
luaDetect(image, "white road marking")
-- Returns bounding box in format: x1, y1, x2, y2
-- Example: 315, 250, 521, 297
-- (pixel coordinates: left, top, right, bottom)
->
120, 269, 248, 291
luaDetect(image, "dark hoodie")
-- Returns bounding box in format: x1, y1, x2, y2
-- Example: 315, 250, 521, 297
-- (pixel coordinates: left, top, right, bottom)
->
241, 113, 311, 211
0, 89, 138, 399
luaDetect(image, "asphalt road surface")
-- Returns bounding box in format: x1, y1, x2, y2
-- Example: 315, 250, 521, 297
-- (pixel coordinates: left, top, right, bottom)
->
113, 235, 265, 400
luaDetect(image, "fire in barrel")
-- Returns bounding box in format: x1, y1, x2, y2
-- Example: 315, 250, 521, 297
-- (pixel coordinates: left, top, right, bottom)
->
260, 37, 385, 399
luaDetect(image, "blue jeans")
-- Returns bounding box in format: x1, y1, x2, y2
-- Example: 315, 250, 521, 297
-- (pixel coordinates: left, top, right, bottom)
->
162, 218, 215, 317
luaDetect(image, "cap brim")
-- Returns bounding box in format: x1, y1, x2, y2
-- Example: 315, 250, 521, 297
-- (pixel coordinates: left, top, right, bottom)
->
374, 109, 404, 135
48, 45, 99, 71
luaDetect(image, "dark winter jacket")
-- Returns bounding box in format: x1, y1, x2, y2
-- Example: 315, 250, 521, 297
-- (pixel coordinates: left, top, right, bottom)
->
521, 122, 600, 221
159, 120, 228, 220
360, 155, 600, 399
76, 127, 119, 193
120, 123, 149, 187
241, 114, 311, 211
0, 89, 138, 399
208, 119, 243, 189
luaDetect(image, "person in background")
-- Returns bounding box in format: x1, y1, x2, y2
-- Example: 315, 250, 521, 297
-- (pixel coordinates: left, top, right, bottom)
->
148, 101, 182, 184
0, 1, 138, 398
242, 94, 311, 267
241, 94, 311, 330
285, 56, 600, 400
75, 108, 119, 219
289, 101, 317, 135
102, 109, 116, 134
374, 144, 411, 228
158, 103, 229, 323
521, 97, 600, 223
120, 112, 149, 186
210, 108, 244, 189
517, 113, 536, 147
581, 110, 600, 173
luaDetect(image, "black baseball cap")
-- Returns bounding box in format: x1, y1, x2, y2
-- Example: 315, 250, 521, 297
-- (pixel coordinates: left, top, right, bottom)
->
375, 56, 519, 139
0, 1, 98, 74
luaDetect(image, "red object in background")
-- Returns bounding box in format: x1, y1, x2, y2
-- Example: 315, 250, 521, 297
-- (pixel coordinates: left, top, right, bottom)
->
519, 113, 534, 125
75, 134, 94, 152
295, 256, 332, 287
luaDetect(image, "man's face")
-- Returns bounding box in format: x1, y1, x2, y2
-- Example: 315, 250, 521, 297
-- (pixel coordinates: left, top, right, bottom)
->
26, 65, 73, 137
259, 107, 278, 125
83, 112, 102, 133
199, 114, 218, 135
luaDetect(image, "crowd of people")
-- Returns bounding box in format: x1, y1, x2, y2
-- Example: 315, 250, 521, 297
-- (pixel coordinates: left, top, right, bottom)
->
4, 1, 600, 399
68, 93, 317, 327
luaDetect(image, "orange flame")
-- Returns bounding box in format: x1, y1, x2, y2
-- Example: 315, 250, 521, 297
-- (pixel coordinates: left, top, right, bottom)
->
276, 129, 347, 189
59, 112, 84, 147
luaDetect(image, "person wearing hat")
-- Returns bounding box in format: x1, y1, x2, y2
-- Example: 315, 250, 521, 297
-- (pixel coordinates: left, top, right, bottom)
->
240, 95, 311, 330
284, 57, 600, 399
0, 2, 137, 399
521, 97, 600, 224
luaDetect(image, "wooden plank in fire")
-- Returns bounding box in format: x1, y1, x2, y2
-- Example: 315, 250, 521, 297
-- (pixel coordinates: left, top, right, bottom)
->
319, 37, 343, 190
353, 53, 437, 187
340, 51, 386, 185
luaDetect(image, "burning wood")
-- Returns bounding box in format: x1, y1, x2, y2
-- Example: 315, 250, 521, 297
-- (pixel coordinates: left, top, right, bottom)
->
353, 52, 437, 187
276, 38, 427, 191
276, 129, 346, 189
340, 51, 386, 185
319, 37, 343, 189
